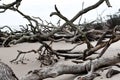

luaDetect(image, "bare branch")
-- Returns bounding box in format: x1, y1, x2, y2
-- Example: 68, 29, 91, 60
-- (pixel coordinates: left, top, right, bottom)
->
105, 0, 112, 7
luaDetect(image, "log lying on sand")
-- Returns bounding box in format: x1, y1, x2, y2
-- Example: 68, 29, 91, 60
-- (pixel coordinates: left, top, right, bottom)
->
0, 54, 120, 80
20, 53, 120, 80
0, 61, 18, 80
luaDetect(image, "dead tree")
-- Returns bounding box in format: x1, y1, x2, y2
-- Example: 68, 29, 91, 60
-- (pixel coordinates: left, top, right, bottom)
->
0, 61, 18, 80
2, 0, 120, 80
0, 53, 120, 80
20, 53, 120, 80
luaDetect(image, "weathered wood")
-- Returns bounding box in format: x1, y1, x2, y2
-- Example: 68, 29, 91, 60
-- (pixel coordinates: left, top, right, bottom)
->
0, 62, 18, 80
106, 69, 120, 78
20, 53, 120, 80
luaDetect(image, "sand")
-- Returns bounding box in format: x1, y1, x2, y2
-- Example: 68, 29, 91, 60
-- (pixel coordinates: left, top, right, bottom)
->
0, 41, 120, 80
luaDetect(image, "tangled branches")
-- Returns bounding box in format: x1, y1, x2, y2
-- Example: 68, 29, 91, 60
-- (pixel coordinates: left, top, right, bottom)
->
1, 0, 120, 80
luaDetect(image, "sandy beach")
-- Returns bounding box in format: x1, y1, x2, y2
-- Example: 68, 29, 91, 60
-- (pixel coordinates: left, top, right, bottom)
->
0, 41, 120, 80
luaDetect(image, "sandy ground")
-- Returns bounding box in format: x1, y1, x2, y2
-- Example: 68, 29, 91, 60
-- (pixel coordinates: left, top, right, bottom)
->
0, 41, 120, 80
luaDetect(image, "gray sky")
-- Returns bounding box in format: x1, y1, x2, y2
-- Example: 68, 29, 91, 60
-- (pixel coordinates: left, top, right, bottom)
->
0, 0, 119, 29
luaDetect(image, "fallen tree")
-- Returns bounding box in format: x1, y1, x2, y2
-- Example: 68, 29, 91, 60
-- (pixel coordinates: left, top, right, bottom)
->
0, 53, 120, 80
1, 0, 120, 80
21, 54, 120, 80
0, 61, 18, 80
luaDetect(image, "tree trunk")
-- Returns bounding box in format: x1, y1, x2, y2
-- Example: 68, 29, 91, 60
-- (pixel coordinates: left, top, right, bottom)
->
20, 53, 120, 80
0, 62, 18, 80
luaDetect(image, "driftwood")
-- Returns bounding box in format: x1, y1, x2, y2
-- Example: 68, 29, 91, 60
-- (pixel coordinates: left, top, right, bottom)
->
0, 0, 112, 47
0, 61, 18, 80
0, 53, 120, 80
0, 0, 22, 13
19, 53, 120, 80
106, 68, 120, 78
1, 0, 119, 80
1, 54, 120, 80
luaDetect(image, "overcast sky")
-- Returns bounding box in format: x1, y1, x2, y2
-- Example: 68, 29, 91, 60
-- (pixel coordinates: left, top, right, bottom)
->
0, 0, 120, 29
